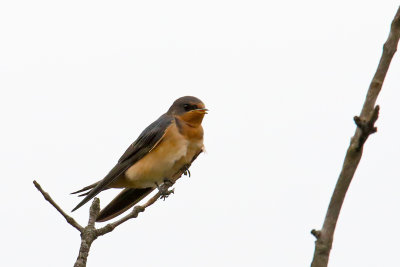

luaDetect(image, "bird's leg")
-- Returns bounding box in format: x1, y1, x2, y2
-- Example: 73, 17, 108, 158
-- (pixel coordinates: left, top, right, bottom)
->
157, 179, 175, 201
181, 164, 191, 177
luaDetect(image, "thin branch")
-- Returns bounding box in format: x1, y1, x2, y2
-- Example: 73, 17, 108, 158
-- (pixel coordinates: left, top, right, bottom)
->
310, 6, 400, 267
33, 180, 83, 232
97, 193, 159, 236
34, 166, 186, 267
97, 177, 177, 235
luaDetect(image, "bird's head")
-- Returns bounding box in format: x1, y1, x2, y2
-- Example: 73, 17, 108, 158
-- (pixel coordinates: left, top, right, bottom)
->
167, 96, 208, 126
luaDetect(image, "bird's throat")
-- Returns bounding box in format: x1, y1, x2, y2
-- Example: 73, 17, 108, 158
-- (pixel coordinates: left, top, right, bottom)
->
177, 111, 205, 127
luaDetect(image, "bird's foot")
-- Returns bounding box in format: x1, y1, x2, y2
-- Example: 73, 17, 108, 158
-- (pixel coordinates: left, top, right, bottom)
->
156, 179, 175, 201
181, 164, 191, 177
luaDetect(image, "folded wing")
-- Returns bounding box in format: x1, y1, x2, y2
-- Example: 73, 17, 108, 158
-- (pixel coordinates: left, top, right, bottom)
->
71, 114, 173, 212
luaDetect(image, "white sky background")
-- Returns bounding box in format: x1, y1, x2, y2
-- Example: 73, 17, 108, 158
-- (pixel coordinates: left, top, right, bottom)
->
1, 1, 400, 266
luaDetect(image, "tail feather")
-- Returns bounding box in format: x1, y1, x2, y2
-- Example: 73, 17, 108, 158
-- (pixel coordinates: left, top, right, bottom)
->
78, 192, 89, 197
75, 188, 110, 197
96, 188, 154, 222
71, 182, 99, 195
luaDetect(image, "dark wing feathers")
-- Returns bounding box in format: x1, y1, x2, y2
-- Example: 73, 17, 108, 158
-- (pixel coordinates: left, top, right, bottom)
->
71, 114, 173, 212
118, 113, 173, 164
96, 188, 154, 222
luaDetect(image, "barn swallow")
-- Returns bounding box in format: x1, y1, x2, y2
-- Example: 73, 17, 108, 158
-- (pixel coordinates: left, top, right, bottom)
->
71, 96, 207, 222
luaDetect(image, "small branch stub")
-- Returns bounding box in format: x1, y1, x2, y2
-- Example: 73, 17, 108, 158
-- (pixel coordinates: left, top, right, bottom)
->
311, 229, 321, 239
353, 105, 380, 151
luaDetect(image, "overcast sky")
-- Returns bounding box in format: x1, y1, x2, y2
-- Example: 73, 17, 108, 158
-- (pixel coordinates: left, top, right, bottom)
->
1, 1, 400, 267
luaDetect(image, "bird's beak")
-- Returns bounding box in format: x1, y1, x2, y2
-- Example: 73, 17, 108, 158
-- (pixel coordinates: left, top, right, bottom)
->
194, 108, 208, 114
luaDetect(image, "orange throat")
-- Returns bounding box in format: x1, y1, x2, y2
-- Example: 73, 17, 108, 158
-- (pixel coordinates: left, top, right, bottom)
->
177, 110, 206, 127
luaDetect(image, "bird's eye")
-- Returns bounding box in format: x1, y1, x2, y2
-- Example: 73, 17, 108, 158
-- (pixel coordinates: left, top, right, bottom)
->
183, 104, 191, 111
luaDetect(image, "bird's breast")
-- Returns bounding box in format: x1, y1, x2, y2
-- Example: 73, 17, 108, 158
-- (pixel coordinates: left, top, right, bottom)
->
122, 122, 203, 188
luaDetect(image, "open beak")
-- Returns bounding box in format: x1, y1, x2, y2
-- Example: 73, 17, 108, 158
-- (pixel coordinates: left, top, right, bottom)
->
194, 108, 208, 114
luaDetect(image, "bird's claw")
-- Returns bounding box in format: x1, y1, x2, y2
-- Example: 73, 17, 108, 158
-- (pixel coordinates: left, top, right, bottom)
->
181, 164, 191, 177
160, 188, 175, 201
157, 179, 175, 201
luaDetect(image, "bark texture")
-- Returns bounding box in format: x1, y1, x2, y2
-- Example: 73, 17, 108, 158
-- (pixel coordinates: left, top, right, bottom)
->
310, 6, 400, 267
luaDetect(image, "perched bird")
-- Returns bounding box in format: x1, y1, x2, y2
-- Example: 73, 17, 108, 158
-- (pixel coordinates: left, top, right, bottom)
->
71, 96, 207, 222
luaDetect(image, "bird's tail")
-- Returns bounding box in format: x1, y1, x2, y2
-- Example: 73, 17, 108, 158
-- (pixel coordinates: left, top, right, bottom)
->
96, 188, 154, 222
71, 182, 100, 197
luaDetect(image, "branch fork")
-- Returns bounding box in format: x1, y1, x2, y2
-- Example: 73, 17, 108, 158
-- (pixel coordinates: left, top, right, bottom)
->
33, 179, 175, 267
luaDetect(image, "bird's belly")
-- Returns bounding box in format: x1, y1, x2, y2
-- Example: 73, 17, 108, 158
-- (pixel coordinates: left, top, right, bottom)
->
123, 136, 191, 188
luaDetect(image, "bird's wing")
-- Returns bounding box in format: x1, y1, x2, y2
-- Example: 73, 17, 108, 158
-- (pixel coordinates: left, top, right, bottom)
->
71, 114, 173, 212
96, 188, 154, 222
95, 148, 205, 222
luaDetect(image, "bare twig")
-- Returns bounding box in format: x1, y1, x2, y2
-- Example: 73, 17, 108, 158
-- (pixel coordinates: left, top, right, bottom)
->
33, 180, 83, 232
310, 6, 400, 267
97, 173, 183, 235
34, 166, 187, 267
97, 192, 160, 236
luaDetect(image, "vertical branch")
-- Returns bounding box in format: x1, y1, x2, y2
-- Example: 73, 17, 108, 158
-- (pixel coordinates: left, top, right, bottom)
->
310, 6, 400, 267
74, 198, 100, 267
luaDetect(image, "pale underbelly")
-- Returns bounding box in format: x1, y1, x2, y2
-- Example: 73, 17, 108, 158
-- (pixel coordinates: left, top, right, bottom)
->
113, 137, 202, 188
